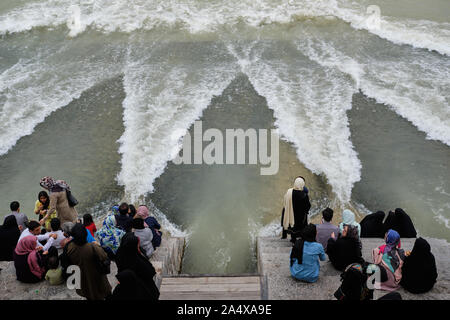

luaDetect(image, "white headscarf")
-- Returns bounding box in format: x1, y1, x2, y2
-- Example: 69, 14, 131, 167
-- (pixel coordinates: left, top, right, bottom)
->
339, 209, 361, 237
283, 177, 305, 229
293, 177, 305, 190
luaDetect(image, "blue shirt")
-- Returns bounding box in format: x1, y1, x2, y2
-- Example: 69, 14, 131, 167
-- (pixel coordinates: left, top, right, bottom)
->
290, 241, 326, 283
86, 228, 95, 243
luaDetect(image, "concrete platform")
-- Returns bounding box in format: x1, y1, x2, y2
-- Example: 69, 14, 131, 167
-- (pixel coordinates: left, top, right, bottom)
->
257, 237, 450, 300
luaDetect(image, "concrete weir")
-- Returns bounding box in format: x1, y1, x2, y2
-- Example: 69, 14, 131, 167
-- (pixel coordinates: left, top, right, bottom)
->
257, 236, 450, 300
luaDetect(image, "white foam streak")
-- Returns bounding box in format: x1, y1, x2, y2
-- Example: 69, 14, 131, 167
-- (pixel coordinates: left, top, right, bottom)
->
0, 43, 123, 155
229, 42, 361, 202
228, 41, 361, 202
117, 41, 239, 201
297, 39, 450, 146
1, 1, 449, 56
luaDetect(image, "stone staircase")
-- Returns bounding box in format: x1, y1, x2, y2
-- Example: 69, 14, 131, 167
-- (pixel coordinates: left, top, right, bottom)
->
257, 236, 450, 300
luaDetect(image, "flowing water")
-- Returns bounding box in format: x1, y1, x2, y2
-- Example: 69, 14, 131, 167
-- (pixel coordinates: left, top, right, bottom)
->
0, 0, 449, 274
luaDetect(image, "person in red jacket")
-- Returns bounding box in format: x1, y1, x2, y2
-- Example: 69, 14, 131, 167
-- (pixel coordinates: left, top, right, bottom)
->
83, 214, 97, 238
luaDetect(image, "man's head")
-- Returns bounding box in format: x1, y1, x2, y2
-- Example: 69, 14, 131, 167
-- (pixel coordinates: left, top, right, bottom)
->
322, 207, 334, 222
27, 220, 41, 235
10, 201, 20, 212
119, 202, 129, 216
50, 218, 61, 232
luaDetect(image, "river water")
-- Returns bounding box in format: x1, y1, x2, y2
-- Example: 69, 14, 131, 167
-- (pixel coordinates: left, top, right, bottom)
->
0, 0, 449, 274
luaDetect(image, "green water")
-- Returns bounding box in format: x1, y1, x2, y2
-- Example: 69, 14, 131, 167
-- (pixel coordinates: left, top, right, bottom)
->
0, 0, 449, 274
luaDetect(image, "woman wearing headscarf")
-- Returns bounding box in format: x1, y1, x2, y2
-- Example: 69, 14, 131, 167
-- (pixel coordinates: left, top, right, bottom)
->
360, 211, 385, 238
334, 263, 373, 301
372, 229, 406, 291
13, 235, 47, 283
96, 215, 125, 259
40, 176, 77, 225
281, 176, 311, 242
400, 237, 437, 293
66, 223, 112, 300
339, 209, 361, 237
109, 269, 157, 300
115, 232, 160, 300
34, 191, 57, 232
383, 208, 417, 238
136, 205, 162, 248
326, 225, 364, 271
289, 224, 326, 283
0, 216, 21, 261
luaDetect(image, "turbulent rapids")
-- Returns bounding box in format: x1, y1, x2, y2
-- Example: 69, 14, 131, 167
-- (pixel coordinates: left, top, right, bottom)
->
0, 0, 449, 273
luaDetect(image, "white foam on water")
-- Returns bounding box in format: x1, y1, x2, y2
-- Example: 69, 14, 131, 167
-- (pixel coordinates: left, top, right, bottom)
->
330, 0, 450, 57
257, 219, 283, 238
227, 41, 361, 203
145, 200, 190, 238
1, 0, 449, 56
297, 37, 450, 146
117, 40, 240, 201
434, 214, 450, 230
0, 41, 124, 156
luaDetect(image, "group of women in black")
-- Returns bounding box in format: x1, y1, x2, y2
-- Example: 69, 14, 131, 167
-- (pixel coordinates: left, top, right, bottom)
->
282, 177, 439, 300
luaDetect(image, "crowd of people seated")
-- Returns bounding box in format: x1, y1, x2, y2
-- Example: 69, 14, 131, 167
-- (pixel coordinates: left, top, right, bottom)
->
0, 174, 441, 301
0, 176, 162, 300
282, 176, 438, 300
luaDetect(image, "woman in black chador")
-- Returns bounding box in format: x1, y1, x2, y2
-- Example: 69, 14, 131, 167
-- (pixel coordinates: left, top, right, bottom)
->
360, 211, 386, 238
383, 208, 417, 238
281, 176, 311, 243
400, 237, 437, 293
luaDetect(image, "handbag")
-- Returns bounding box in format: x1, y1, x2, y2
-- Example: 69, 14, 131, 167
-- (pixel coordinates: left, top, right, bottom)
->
66, 189, 79, 207
91, 244, 111, 275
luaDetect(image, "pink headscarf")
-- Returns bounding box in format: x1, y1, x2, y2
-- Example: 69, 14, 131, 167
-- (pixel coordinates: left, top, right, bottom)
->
136, 206, 150, 228
136, 205, 149, 219
15, 235, 46, 279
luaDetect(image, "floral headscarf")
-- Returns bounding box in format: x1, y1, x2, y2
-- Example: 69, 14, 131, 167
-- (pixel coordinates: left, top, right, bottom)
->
40, 176, 70, 191
95, 214, 125, 254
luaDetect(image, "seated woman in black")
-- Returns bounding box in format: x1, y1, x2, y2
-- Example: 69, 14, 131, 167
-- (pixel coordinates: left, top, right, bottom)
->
13, 235, 47, 283
360, 211, 385, 238
383, 208, 417, 238
327, 225, 364, 271
115, 233, 160, 300
109, 269, 157, 300
0, 215, 21, 261
400, 237, 438, 293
